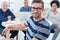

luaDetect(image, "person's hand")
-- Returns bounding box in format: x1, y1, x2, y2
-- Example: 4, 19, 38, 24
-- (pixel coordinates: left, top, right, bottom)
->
7, 15, 11, 21
32, 38, 38, 40
2, 27, 8, 36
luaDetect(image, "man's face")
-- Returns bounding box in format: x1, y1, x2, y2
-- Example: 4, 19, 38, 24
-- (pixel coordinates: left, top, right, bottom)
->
2, 2, 8, 10
24, 2, 28, 8
31, 3, 43, 18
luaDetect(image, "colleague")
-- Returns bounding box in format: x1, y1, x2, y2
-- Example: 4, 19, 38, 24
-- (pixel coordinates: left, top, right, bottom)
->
20, 0, 31, 12
44, 1, 60, 40
2, 0, 50, 40
0, 1, 18, 39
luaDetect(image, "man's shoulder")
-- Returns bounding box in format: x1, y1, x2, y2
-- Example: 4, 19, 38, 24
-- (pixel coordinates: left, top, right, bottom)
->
43, 18, 50, 24
20, 7, 25, 11
41, 18, 50, 26
44, 18, 51, 26
39, 18, 50, 30
7, 9, 10, 11
7, 9, 12, 13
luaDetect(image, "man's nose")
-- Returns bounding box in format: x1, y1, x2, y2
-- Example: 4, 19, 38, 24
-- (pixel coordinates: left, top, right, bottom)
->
34, 9, 38, 12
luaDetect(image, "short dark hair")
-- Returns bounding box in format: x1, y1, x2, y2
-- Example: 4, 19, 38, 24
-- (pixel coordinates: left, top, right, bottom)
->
50, 1, 59, 8
32, 0, 44, 7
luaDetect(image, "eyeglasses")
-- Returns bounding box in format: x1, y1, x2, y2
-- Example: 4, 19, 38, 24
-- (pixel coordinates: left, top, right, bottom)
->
31, 7, 43, 11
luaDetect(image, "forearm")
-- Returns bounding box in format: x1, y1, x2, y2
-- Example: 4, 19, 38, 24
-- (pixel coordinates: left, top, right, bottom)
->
2, 24, 27, 36
8, 24, 27, 31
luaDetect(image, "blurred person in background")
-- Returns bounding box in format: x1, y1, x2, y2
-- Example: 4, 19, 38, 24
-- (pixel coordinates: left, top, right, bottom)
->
20, 0, 31, 12
44, 1, 60, 40
0, 1, 18, 39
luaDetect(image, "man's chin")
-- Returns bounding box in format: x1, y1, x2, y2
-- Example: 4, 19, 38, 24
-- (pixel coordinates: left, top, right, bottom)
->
33, 16, 39, 18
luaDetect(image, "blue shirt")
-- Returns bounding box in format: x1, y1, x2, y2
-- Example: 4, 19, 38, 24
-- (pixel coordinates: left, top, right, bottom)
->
20, 6, 31, 12
25, 16, 50, 40
0, 9, 15, 28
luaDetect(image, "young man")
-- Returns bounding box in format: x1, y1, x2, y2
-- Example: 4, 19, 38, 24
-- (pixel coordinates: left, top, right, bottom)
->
2, 0, 50, 40
0, 1, 18, 39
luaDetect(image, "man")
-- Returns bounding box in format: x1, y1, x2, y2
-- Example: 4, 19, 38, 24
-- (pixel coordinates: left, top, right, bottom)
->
0, 1, 18, 39
2, 0, 50, 40
20, 0, 31, 12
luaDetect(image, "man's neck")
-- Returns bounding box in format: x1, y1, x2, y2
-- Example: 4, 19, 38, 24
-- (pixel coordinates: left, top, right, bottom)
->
2, 8, 7, 12
34, 16, 43, 22
24, 6, 28, 9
